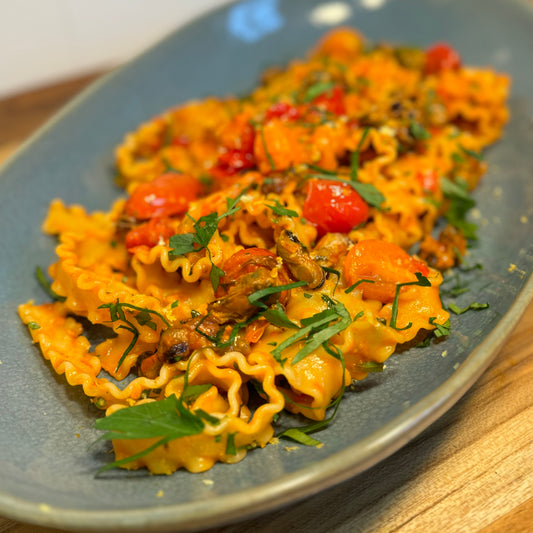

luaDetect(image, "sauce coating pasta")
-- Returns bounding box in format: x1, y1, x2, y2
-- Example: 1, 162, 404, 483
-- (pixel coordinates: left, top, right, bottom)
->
19, 29, 509, 474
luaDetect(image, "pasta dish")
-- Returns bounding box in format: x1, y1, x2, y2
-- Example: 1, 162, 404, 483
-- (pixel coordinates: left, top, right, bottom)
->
19, 29, 509, 474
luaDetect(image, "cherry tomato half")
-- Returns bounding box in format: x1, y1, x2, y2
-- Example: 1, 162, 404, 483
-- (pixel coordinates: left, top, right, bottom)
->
424, 43, 461, 75
312, 86, 346, 116
265, 102, 300, 121
343, 239, 430, 303
125, 217, 175, 251
124, 173, 203, 220
303, 179, 369, 237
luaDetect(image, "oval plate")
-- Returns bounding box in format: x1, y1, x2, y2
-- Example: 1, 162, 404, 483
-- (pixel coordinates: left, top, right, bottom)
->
1, 0, 532, 531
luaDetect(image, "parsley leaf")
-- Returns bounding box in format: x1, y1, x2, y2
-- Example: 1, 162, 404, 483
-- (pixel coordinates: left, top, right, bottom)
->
303, 81, 335, 102
35, 265, 66, 302
265, 199, 298, 218
441, 177, 477, 240
448, 302, 489, 315
95, 394, 209, 473
410, 120, 431, 141
350, 127, 370, 182
389, 272, 431, 330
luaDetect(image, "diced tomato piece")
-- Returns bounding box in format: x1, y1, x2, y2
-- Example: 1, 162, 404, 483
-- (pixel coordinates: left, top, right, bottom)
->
265, 102, 300, 121
416, 169, 438, 193
212, 122, 256, 179
303, 179, 369, 237
312, 86, 346, 116
124, 173, 203, 220
125, 218, 175, 251
343, 239, 430, 303
425, 43, 461, 75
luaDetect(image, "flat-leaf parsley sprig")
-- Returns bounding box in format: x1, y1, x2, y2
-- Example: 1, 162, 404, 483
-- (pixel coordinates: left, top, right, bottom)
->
98, 300, 170, 371
168, 187, 250, 291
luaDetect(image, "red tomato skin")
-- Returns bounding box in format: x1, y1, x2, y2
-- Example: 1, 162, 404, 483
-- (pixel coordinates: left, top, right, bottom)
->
425, 43, 461, 75
124, 173, 203, 220
125, 218, 175, 251
265, 102, 300, 121
303, 179, 369, 237
416, 169, 438, 194
312, 86, 346, 116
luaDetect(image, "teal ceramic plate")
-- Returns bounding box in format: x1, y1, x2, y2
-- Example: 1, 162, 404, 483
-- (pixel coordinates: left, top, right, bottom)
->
1, 0, 532, 531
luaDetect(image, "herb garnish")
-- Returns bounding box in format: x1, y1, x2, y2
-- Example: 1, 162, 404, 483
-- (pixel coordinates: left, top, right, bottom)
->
98, 301, 170, 371
441, 177, 477, 240
389, 272, 431, 330
350, 127, 370, 181
448, 302, 489, 315
303, 81, 336, 102
264, 199, 298, 217
344, 278, 375, 294
271, 296, 353, 366
94, 393, 217, 473
169, 188, 249, 290
409, 120, 431, 141
35, 266, 66, 302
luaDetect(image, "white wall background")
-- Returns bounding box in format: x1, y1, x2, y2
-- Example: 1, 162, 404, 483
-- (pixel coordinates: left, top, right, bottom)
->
0, 0, 232, 98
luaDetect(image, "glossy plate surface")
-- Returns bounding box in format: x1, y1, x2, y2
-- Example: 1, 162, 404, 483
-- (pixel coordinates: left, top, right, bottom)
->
1, 0, 532, 531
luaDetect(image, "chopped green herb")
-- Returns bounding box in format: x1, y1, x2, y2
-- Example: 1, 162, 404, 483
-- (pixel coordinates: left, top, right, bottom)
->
278, 427, 322, 446
410, 120, 431, 141
303, 81, 335, 102
389, 272, 431, 330
460, 145, 484, 161
321, 266, 340, 294
355, 361, 384, 373
350, 127, 370, 182
303, 293, 313, 299
308, 173, 385, 209
169, 187, 249, 290
225, 433, 237, 455
35, 266, 66, 302
170, 299, 179, 309
448, 302, 489, 315
429, 317, 451, 337
344, 278, 375, 294
95, 394, 211, 473
27, 321, 41, 330
265, 199, 298, 217
441, 177, 477, 240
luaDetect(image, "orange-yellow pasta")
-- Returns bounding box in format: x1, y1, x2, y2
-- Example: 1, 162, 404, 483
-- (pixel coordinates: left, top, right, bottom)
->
19, 29, 509, 474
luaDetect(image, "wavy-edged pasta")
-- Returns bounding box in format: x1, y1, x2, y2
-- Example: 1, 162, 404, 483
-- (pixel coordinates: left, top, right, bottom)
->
19, 29, 509, 474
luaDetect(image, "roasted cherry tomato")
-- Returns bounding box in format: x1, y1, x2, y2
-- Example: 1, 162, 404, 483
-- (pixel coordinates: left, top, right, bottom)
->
416, 169, 438, 194
312, 86, 346, 116
343, 239, 430, 303
424, 43, 461, 75
303, 179, 369, 237
124, 173, 203, 220
265, 102, 300, 121
212, 121, 256, 179
125, 218, 175, 251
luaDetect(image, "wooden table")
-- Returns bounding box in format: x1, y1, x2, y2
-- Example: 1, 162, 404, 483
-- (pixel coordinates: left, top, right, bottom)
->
1, 76, 531, 533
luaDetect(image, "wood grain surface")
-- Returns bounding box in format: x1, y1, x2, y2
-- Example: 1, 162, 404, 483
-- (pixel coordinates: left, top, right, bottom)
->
0, 76, 531, 533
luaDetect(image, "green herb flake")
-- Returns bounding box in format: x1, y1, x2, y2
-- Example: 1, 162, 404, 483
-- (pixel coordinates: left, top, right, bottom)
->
35, 266, 66, 302
278, 427, 322, 446
448, 302, 489, 315
429, 317, 451, 337
410, 120, 431, 141
95, 394, 207, 473
303, 81, 335, 103
225, 433, 238, 456
27, 321, 41, 330
389, 273, 431, 330
264, 199, 298, 217
355, 361, 384, 373
350, 127, 370, 182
